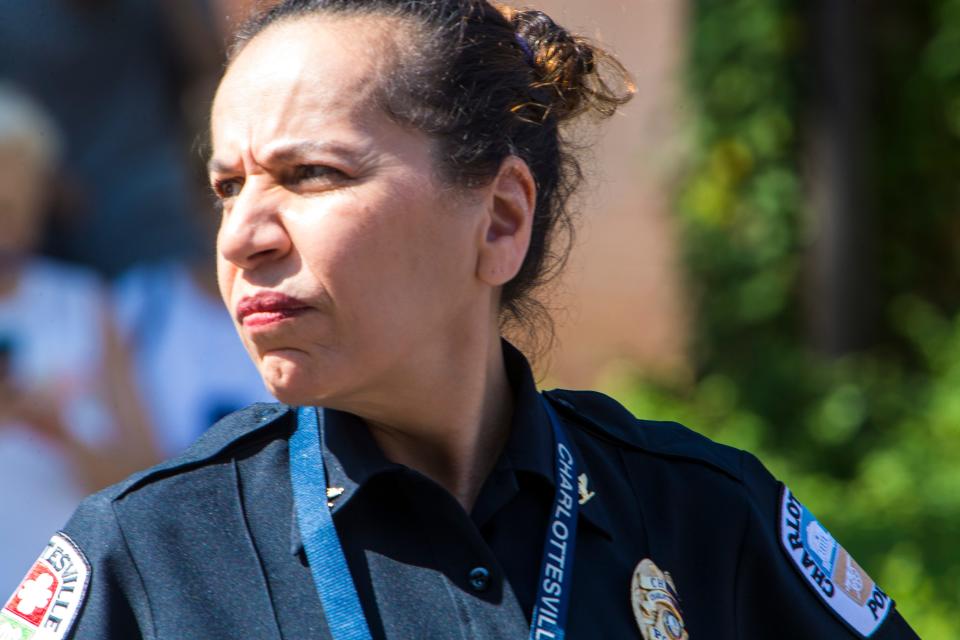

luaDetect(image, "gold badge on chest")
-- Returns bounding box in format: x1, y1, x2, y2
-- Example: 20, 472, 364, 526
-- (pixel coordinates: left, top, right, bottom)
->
630, 559, 689, 640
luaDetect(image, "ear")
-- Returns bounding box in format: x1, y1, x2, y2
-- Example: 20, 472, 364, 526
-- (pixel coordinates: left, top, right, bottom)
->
476, 156, 536, 286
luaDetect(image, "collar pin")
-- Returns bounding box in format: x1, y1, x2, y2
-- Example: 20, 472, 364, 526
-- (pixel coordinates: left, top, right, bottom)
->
578, 473, 596, 505
326, 486, 344, 507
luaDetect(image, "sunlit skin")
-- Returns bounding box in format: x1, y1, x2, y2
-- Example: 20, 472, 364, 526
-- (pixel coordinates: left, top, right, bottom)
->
210, 15, 536, 508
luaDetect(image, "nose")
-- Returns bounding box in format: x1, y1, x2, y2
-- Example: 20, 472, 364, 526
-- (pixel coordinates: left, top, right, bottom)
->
217, 180, 291, 271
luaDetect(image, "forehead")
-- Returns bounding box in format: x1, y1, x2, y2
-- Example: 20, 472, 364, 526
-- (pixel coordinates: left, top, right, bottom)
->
211, 14, 404, 154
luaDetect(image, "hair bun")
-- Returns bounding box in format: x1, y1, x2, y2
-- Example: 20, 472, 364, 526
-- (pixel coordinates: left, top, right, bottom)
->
498, 5, 635, 122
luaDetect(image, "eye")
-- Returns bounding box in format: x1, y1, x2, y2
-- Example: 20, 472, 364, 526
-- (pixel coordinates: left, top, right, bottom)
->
212, 177, 244, 199
289, 164, 347, 184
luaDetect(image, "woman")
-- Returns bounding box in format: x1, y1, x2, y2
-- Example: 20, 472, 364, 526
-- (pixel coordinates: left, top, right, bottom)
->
2, 2, 918, 639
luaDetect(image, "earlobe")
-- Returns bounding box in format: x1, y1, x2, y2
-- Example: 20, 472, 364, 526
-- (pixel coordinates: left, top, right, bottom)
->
477, 156, 536, 286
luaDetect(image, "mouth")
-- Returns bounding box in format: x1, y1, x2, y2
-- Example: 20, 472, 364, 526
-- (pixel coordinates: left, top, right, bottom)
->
236, 292, 312, 328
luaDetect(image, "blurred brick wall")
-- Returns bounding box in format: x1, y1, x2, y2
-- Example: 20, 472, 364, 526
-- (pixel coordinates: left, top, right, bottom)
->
531, 0, 691, 386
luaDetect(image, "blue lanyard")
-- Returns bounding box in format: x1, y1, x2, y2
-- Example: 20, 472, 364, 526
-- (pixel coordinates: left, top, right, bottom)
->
529, 398, 579, 640
290, 398, 579, 640
290, 406, 373, 640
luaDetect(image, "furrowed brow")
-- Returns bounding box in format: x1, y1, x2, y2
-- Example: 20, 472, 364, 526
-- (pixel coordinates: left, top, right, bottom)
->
261, 140, 353, 165
207, 141, 354, 175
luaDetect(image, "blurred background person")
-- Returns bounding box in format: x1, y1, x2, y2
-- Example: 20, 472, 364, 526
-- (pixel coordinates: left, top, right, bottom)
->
0, 0, 222, 277
112, 213, 273, 458
0, 84, 158, 588
0, 0, 271, 458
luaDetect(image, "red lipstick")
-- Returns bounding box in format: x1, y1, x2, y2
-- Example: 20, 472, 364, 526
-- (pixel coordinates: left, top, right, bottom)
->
236, 292, 311, 327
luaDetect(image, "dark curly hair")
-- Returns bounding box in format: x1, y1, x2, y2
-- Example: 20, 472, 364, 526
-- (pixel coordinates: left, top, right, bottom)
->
229, 0, 635, 352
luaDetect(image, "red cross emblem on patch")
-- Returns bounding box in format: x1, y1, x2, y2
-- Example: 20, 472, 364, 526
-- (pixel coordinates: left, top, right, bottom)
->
1, 533, 91, 640
4, 562, 58, 626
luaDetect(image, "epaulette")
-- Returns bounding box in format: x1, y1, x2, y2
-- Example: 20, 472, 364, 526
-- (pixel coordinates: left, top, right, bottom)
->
544, 389, 744, 483
111, 403, 293, 500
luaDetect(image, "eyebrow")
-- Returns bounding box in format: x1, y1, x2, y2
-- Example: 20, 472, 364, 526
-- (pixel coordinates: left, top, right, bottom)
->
207, 140, 354, 174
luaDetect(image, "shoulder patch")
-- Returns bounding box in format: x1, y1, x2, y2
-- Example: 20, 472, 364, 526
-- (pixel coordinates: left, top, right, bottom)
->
779, 487, 891, 637
1, 533, 90, 640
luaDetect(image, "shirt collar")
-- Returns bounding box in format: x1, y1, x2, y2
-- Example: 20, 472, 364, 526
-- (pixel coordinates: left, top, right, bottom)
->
494, 340, 555, 482
497, 342, 613, 538
290, 340, 612, 556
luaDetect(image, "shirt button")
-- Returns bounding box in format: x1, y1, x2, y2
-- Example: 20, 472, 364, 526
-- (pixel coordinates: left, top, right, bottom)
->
468, 566, 491, 592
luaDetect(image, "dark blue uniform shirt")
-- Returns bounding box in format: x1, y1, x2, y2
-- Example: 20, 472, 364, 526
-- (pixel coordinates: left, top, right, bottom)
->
19, 345, 918, 638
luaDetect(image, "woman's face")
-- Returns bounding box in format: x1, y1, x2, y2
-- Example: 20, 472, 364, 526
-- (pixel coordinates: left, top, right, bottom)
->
210, 16, 491, 407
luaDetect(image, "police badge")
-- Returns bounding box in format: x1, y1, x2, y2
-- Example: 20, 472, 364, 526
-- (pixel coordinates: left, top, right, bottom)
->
630, 559, 689, 640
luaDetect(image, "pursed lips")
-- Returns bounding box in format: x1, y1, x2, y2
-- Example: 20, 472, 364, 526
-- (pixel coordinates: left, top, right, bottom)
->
236, 291, 312, 327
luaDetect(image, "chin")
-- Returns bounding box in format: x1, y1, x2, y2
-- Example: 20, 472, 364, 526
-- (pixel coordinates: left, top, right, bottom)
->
261, 370, 319, 407
257, 351, 336, 408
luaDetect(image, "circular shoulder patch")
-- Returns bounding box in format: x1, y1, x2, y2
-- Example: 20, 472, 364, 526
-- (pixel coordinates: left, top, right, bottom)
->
0, 533, 90, 640
779, 486, 892, 637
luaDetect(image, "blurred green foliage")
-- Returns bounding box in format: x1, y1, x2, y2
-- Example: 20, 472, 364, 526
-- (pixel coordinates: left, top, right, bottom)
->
609, 0, 960, 636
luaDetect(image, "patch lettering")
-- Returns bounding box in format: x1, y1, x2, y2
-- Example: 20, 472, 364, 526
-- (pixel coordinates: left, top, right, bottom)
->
1, 534, 90, 640
779, 487, 891, 637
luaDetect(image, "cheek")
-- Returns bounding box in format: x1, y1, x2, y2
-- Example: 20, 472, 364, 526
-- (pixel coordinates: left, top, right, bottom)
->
315, 198, 473, 313
374, 222, 476, 343
291, 215, 391, 330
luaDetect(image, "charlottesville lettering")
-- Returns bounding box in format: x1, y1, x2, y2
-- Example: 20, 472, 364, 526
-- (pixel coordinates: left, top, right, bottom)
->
3, 533, 88, 640
40, 541, 83, 632
533, 442, 576, 640
783, 493, 836, 599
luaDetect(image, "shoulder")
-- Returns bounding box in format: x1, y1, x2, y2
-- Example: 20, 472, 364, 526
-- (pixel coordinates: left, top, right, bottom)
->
57, 403, 292, 593
544, 388, 809, 555
79, 402, 293, 508
544, 388, 775, 547
544, 388, 759, 486
33, 404, 292, 639
546, 389, 915, 638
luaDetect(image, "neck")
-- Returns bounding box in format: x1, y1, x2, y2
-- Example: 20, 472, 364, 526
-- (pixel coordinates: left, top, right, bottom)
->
360, 329, 514, 512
